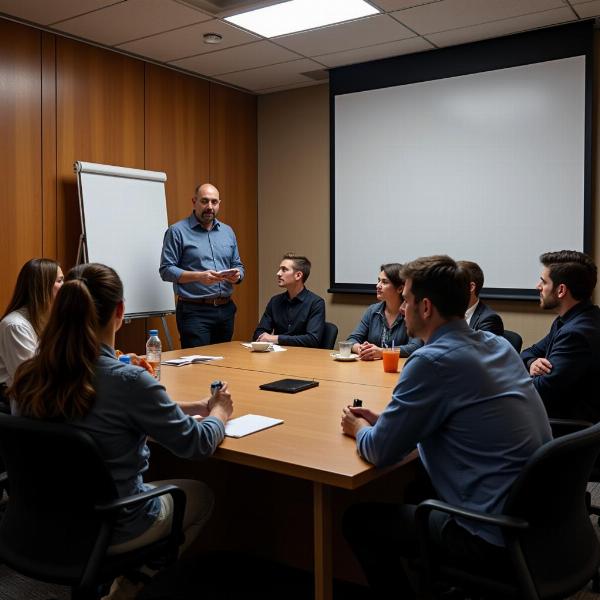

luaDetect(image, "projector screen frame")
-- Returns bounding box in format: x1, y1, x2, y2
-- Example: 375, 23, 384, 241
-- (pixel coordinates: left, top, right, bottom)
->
328, 20, 593, 300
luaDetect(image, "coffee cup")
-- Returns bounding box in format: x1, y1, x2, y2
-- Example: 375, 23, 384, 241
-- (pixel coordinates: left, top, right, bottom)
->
338, 341, 353, 358
251, 341, 271, 352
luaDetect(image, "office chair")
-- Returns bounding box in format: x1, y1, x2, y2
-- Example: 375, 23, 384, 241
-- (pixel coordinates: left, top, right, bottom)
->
0, 414, 186, 600
550, 418, 600, 545
415, 420, 600, 600
503, 329, 523, 353
321, 321, 338, 350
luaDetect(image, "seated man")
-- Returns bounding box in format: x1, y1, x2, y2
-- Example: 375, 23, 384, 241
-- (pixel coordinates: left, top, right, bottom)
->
341, 255, 551, 600
253, 253, 325, 347
457, 260, 504, 335
521, 250, 600, 422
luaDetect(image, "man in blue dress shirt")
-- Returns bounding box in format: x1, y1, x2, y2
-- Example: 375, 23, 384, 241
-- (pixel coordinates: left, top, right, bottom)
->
160, 183, 245, 348
521, 250, 600, 422
341, 255, 551, 599
253, 253, 325, 347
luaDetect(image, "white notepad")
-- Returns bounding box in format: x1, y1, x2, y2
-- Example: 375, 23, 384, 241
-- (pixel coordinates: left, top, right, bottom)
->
225, 414, 284, 438
162, 355, 223, 367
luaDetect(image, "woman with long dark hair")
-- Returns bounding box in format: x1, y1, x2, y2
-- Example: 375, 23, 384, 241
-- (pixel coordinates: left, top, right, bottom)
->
0, 258, 63, 409
11, 263, 233, 599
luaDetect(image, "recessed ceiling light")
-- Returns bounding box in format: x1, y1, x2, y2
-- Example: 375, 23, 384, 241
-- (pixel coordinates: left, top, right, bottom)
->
203, 32, 223, 44
225, 0, 379, 38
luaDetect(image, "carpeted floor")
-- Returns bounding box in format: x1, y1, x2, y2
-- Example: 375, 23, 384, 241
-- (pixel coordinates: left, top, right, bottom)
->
2, 483, 600, 600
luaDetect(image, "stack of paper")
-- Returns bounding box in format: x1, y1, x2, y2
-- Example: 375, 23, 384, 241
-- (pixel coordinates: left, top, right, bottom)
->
162, 355, 223, 367
225, 414, 284, 438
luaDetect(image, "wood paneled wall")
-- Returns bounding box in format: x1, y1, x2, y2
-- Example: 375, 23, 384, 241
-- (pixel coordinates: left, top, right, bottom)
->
0, 17, 258, 351
0, 21, 42, 312
209, 84, 258, 343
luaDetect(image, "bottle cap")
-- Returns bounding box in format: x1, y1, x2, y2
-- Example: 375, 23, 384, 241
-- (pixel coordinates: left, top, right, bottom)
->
148, 329, 158, 335
119, 355, 131, 364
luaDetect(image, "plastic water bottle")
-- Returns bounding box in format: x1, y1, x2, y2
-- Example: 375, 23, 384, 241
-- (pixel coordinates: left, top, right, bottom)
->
146, 329, 162, 381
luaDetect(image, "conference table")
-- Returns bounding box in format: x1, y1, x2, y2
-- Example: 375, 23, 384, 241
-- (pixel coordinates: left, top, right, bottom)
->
160, 342, 414, 600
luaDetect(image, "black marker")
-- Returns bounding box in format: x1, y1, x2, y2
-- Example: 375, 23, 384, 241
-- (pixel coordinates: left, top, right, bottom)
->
353, 398, 363, 408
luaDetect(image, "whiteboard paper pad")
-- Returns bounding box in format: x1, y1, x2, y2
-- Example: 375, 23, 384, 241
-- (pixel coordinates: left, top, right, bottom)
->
225, 414, 283, 438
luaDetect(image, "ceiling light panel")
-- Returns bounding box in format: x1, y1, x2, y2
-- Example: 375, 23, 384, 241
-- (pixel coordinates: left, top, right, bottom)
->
225, 0, 380, 38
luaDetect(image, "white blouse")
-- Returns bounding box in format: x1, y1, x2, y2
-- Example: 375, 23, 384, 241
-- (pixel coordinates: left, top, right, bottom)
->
0, 307, 38, 386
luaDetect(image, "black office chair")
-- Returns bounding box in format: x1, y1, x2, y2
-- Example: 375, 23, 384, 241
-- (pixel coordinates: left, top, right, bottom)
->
415, 421, 600, 600
321, 321, 338, 350
550, 418, 600, 532
503, 329, 523, 353
0, 414, 186, 600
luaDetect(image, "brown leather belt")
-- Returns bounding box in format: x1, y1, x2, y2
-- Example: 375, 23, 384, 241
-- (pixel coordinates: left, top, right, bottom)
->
178, 296, 231, 306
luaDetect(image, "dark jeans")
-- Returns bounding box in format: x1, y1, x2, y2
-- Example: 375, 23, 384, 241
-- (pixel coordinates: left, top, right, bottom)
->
343, 502, 508, 600
176, 300, 236, 349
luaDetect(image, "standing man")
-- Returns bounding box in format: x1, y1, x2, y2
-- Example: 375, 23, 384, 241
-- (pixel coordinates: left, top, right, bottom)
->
521, 250, 600, 422
457, 260, 504, 335
160, 183, 244, 348
253, 253, 325, 347
341, 255, 550, 599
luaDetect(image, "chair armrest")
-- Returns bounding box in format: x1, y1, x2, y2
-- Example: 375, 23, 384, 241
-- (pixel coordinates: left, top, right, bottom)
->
416, 499, 529, 530
549, 418, 593, 438
95, 484, 185, 514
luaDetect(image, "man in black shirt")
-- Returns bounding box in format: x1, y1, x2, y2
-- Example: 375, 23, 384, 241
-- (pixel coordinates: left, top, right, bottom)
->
253, 253, 325, 347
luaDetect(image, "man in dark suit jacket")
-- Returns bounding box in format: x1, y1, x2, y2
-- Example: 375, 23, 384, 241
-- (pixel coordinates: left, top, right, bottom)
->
521, 250, 600, 422
457, 261, 504, 336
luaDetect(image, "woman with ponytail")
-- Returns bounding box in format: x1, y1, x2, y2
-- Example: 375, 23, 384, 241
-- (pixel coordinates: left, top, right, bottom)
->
11, 263, 233, 600
0, 258, 63, 411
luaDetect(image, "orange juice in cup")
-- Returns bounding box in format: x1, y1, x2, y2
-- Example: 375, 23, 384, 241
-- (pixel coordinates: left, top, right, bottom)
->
382, 347, 400, 373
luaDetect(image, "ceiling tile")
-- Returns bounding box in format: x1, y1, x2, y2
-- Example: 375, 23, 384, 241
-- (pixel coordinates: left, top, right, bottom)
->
426, 7, 574, 46
572, 0, 600, 17
391, 0, 565, 34
370, 0, 442, 10
216, 58, 324, 91
316, 36, 434, 68
117, 18, 259, 62
52, 0, 210, 45
0, 0, 118, 25
273, 14, 414, 57
256, 80, 326, 95
171, 40, 301, 75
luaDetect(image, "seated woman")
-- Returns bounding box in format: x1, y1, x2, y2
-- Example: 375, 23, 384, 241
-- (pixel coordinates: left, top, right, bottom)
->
10, 263, 233, 599
347, 263, 423, 360
0, 258, 63, 410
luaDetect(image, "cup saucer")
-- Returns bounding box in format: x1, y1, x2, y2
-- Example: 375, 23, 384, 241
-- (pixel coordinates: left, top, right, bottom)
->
331, 353, 358, 361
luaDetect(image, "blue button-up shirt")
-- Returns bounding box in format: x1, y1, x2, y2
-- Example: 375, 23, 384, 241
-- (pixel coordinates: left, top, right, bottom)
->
347, 301, 423, 357
356, 320, 551, 546
159, 214, 245, 299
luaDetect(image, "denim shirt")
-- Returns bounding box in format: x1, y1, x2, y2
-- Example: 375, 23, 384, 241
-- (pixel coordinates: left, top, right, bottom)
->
71, 345, 225, 544
160, 214, 245, 299
356, 320, 551, 546
347, 301, 423, 357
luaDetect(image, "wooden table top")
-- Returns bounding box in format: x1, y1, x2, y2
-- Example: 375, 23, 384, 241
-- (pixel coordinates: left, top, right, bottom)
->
162, 341, 407, 388
160, 342, 411, 490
